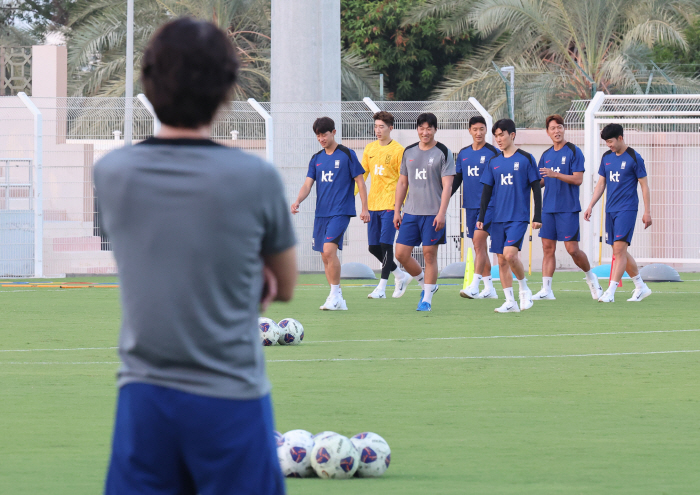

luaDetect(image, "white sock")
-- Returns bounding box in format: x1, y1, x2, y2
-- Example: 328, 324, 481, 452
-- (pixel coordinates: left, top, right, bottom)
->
631, 274, 644, 290
330, 284, 341, 297
470, 274, 482, 290
414, 272, 425, 289
542, 277, 552, 292
584, 270, 596, 283
504, 287, 515, 302
517, 278, 529, 292
392, 267, 403, 279
423, 284, 436, 303
608, 281, 619, 294
377, 279, 388, 291
483, 276, 494, 291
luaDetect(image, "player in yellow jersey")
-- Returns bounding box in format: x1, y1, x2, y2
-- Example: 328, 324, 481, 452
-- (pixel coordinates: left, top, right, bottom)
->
361, 111, 412, 299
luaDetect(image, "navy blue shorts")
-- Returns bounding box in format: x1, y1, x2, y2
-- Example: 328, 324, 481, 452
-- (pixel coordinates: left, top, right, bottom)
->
312, 215, 351, 252
490, 221, 529, 254
539, 212, 580, 242
465, 207, 492, 239
367, 210, 396, 245
105, 383, 285, 495
396, 213, 446, 247
606, 210, 636, 245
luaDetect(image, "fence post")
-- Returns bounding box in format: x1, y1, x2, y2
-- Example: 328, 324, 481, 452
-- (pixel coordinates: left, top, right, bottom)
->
247, 98, 273, 164
17, 92, 43, 278
363, 97, 381, 113
468, 97, 494, 145
137, 94, 161, 136
583, 91, 605, 265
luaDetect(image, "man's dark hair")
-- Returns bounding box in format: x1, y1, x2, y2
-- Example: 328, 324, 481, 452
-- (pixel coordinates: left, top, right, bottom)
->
492, 118, 516, 135
416, 112, 438, 129
313, 117, 335, 135
601, 123, 624, 140
373, 111, 395, 127
141, 18, 239, 129
546, 114, 565, 129
469, 116, 487, 128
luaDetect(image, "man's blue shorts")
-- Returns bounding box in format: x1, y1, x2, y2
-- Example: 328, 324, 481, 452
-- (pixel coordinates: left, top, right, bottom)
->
368, 210, 396, 245
539, 211, 580, 242
490, 221, 529, 254
606, 210, 637, 245
396, 213, 446, 247
312, 215, 351, 252
465, 207, 493, 239
105, 383, 285, 495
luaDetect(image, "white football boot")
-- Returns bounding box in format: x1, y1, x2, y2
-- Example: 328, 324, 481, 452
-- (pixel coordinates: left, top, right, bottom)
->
519, 289, 534, 310
320, 295, 348, 310
598, 290, 615, 303
586, 275, 604, 300
391, 271, 411, 298
459, 285, 481, 299
494, 300, 520, 313
531, 288, 556, 301
479, 287, 498, 299
367, 288, 386, 299
627, 285, 652, 302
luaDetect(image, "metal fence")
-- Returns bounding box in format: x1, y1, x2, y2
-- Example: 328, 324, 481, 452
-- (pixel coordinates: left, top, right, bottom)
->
0, 95, 492, 277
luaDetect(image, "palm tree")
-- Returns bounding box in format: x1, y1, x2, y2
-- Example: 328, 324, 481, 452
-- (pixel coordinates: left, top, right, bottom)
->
405, 0, 700, 126
67, 0, 379, 100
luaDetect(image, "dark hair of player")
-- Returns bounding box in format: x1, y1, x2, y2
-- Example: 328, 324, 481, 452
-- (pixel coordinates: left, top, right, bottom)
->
469, 116, 487, 128
416, 112, 438, 129
600, 123, 624, 140
141, 18, 239, 129
373, 111, 395, 127
545, 114, 565, 129
312, 117, 336, 135
492, 118, 516, 135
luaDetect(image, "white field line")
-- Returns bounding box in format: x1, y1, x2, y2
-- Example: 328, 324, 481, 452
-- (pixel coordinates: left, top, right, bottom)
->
2, 349, 699, 365
2, 329, 698, 354
268, 349, 700, 363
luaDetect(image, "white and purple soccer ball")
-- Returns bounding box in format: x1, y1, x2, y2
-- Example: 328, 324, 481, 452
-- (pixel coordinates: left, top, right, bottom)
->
258, 317, 280, 346
277, 318, 304, 345
351, 432, 391, 477
312, 431, 338, 443
277, 429, 315, 478
310, 434, 359, 479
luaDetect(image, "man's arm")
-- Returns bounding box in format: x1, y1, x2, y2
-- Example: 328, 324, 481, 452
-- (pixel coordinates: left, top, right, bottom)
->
531, 180, 542, 229
539, 168, 583, 185
291, 177, 314, 214
584, 176, 607, 221
263, 246, 297, 303
639, 176, 652, 229
354, 175, 371, 223
450, 172, 463, 197
433, 175, 454, 231
394, 175, 408, 229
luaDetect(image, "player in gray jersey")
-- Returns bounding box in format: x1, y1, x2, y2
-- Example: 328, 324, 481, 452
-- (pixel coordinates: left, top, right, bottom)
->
394, 112, 456, 312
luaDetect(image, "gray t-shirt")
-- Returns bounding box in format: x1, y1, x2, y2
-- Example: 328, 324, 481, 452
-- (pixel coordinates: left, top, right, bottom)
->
94, 138, 296, 400
400, 141, 455, 215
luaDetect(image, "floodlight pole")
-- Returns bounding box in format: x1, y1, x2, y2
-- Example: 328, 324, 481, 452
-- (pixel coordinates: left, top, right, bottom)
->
124, 0, 134, 145
650, 61, 677, 95
379, 74, 384, 100
492, 62, 514, 121
573, 60, 597, 99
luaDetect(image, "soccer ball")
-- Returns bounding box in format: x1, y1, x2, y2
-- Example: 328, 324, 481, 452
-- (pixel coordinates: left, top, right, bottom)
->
351, 432, 391, 477
259, 317, 280, 346
277, 429, 315, 478
311, 434, 359, 479
277, 318, 304, 345
312, 431, 338, 442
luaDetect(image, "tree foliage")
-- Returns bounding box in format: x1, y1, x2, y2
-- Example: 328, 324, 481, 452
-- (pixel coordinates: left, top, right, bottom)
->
653, 19, 700, 78
341, 0, 474, 100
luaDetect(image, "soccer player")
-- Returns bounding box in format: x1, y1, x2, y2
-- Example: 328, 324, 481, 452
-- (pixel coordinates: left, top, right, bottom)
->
451, 115, 499, 299
95, 19, 295, 494
478, 119, 542, 313
533, 114, 604, 301
361, 111, 412, 299
291, 117, 370, 310
394, 112, 455, 312
584, 123, 653, 302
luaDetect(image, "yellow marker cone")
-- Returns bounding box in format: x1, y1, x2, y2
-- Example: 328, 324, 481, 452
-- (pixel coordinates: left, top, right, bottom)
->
463, 247, 474, 290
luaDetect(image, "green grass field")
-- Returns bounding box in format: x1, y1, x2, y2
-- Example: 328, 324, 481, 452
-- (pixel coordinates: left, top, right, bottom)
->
1, 272, 699, 494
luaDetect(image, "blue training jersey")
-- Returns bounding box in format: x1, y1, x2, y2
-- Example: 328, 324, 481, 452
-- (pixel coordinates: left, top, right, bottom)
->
597, 147, 647, 212
481, 148, 541, 223
539, 142, 585, 213
456, 142, 499, 209
307, 144, 365, 217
